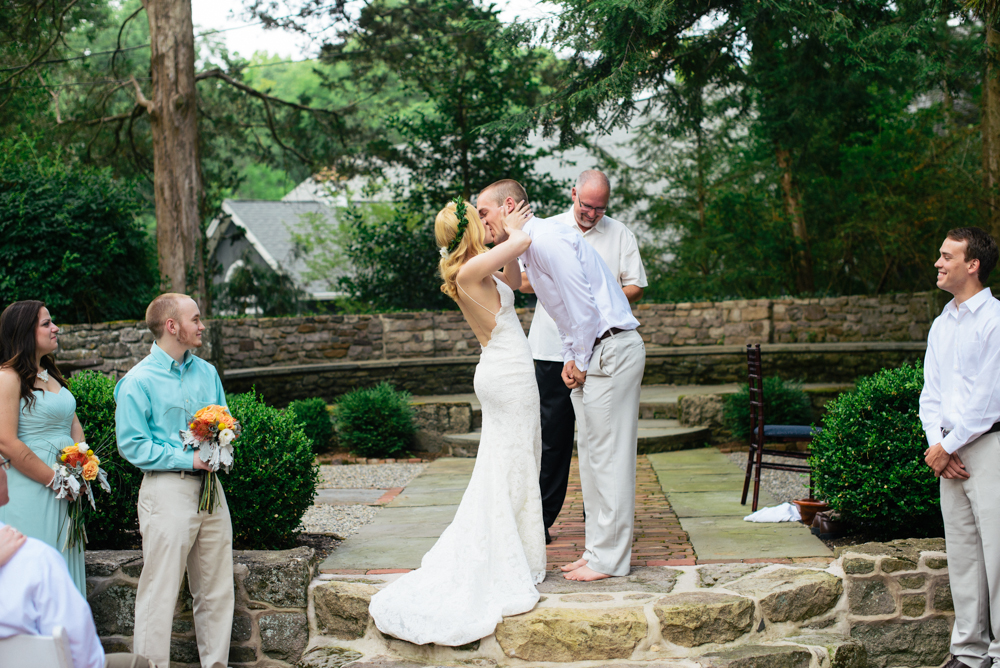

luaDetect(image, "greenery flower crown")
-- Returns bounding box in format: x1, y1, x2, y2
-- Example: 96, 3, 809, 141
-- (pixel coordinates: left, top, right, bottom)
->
440, 196, 470, 258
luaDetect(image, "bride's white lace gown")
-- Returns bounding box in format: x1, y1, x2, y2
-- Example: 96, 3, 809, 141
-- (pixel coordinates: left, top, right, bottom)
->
369, 276, 546, 646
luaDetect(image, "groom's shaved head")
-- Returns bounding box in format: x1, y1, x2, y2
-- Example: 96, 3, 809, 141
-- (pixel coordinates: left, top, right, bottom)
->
479, 179, 529, 208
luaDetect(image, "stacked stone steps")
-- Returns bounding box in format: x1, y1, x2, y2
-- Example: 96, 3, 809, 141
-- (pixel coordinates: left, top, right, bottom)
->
441, 419, 712, 457
303, 564, 865, 668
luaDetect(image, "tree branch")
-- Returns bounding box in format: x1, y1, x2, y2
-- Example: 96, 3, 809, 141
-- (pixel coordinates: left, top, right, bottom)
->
0, 0, 81, 90
130, 76, 155, 114
196, 68, 343, 116
111, 6, 146, 79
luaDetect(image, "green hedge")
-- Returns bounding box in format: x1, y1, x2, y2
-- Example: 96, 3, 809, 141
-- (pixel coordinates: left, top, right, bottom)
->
810, 363, 942, 539
224, 389, 319, 549
335, 382, 415, 458
68, 371, 142, 550
288, 397, 335, 453
69, 374, 317, 550
722, 376, 813, 439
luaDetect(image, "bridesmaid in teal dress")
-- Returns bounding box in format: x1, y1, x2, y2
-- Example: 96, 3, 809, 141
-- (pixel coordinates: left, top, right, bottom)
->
0, 300, 87, 592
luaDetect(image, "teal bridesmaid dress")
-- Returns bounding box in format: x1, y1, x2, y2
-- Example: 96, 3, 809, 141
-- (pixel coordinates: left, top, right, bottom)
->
0, 388, 86, 593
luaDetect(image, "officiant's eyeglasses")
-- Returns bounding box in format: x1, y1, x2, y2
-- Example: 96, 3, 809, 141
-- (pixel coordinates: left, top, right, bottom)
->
576, 197, 607, 216
0, 456, 10, 471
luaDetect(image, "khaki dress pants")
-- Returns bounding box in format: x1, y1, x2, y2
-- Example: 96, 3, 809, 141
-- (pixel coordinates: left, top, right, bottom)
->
133, 471, 234, 668
941, 431, 1000, 668
571, 329, 645, 576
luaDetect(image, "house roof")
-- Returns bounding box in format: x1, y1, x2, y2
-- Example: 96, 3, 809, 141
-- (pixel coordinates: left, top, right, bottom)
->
208, 199, 345, 299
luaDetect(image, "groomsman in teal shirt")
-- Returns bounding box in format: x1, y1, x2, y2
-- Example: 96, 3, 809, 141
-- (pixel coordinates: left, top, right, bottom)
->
114, 293, 232, 668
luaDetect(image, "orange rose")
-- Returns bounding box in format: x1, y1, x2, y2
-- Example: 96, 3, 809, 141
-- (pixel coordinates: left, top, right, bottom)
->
82, 460, 99, 481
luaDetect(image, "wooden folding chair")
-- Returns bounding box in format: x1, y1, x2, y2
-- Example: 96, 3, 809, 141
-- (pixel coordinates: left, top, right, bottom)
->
741, 343, 821, 512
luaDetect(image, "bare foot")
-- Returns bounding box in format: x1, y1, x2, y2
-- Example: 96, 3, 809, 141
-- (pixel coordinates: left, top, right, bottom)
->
563, 564, 613, 581
560, 558, 588, 573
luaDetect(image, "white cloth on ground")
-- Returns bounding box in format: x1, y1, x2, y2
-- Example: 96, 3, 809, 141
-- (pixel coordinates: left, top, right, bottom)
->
743, 502, 802, 523
0, 522, 105, 668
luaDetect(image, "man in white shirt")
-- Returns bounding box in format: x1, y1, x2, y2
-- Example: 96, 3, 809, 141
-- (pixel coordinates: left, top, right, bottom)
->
520, 170, 647, 544
478, 179, 645, 581
919, 226, 1000, 668
0, 459, 153, 668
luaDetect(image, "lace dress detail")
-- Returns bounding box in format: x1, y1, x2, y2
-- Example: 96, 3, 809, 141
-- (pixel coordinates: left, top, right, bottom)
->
369, 276, 545, 646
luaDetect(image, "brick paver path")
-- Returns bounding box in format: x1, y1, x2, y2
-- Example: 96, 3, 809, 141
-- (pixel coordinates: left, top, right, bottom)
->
545, 455, 696, 570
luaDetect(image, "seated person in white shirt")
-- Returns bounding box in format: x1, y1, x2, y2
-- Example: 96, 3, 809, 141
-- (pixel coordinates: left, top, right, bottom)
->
0, 456, 154, 668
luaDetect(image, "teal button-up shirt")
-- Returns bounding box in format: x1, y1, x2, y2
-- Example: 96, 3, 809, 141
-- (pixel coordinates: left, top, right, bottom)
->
114, 343, 227, 472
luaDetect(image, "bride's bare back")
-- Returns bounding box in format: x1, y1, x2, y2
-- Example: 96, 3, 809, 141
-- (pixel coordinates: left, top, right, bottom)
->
456, 276, 504, 348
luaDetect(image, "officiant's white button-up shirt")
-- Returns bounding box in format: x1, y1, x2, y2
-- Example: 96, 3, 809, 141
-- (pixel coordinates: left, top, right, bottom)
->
0, 524, 105, 668
520, 216, 639, 371
920, 287, 1000, 453
527, 208, 648, 362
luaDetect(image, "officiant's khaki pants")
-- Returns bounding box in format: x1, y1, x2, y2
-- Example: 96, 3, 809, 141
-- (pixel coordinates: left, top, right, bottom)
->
572, 329, 645, 576
941, 431, 1000, 668
133, 471, 234, 668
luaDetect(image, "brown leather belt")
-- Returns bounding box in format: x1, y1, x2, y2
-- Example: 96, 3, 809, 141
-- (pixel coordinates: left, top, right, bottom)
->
594, 327, 626, 348
942, 423, 1000, 437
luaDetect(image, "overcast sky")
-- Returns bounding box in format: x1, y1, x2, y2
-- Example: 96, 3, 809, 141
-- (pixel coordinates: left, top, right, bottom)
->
191, 0, 559, 61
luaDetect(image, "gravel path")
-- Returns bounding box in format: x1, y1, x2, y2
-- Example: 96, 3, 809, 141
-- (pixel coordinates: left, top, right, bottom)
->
725, 451, 811, 503
301, 463, 427, 536
318, 463, 426, 489
299, 504, 380, 537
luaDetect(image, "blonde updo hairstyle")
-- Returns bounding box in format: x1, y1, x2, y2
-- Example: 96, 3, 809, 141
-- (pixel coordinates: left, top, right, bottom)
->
435, 200, 488, 301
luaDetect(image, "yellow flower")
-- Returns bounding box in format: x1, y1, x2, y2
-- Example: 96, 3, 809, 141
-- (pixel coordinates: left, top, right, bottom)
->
60, 454, 67, 462
87, 449, 94, 456
82, 461, 99, 481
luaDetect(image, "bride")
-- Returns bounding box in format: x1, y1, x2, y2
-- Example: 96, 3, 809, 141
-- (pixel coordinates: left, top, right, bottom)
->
368, 197, 546, 646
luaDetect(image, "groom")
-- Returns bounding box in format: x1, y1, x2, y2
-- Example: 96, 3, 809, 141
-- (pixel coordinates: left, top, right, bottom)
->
478, 179, 646, 581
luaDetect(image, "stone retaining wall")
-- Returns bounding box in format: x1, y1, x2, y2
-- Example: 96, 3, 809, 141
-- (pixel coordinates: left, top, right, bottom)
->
223, 342, 925, 407
87, 548, 315, 668
302, 539, 952, 668
86, 539, 952, 667
54, 292, 937, 378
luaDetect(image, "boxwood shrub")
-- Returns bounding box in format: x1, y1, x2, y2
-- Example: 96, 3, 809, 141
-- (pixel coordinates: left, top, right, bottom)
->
810, 363, 942, 539
723, 376, 813, 439
288, 397, 335, 453
224, 389, 319, 548
335, 382, 415, 458
67, 370, 143, 549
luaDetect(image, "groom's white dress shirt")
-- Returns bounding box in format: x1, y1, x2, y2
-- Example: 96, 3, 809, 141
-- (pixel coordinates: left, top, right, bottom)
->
520, 216, 639, 371
528, 209, 648, 363
0, 522, 106, 668
920, 287, 1000, 453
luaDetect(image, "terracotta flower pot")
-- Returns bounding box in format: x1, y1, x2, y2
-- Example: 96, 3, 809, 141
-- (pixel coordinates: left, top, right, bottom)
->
792, 498, 830, 525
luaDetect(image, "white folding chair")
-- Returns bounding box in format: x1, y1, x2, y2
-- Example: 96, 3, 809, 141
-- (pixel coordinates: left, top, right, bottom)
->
0, 626, 74, 668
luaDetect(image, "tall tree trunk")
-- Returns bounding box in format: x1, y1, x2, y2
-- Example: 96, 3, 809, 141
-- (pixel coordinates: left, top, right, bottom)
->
140, 0, 206, 310
983, 26, 1000, 239
775, 147, 815, 293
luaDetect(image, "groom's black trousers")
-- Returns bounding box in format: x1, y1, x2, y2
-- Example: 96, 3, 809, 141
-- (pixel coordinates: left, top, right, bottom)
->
536, 360, 577, 528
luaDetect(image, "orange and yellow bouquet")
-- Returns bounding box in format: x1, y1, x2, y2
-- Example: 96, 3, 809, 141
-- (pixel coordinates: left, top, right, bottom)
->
180, 404, 241, 513
48, 441, 111, 548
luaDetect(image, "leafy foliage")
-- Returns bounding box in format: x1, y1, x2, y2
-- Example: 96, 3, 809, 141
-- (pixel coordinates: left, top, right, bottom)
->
335, 382, 415, 458
723, 377, 814, 440
810, 364, 941, 539
224, 389, 319, 548
288, 397, 335, 453
0, 136, 158, 323
67, 370, 143, 549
